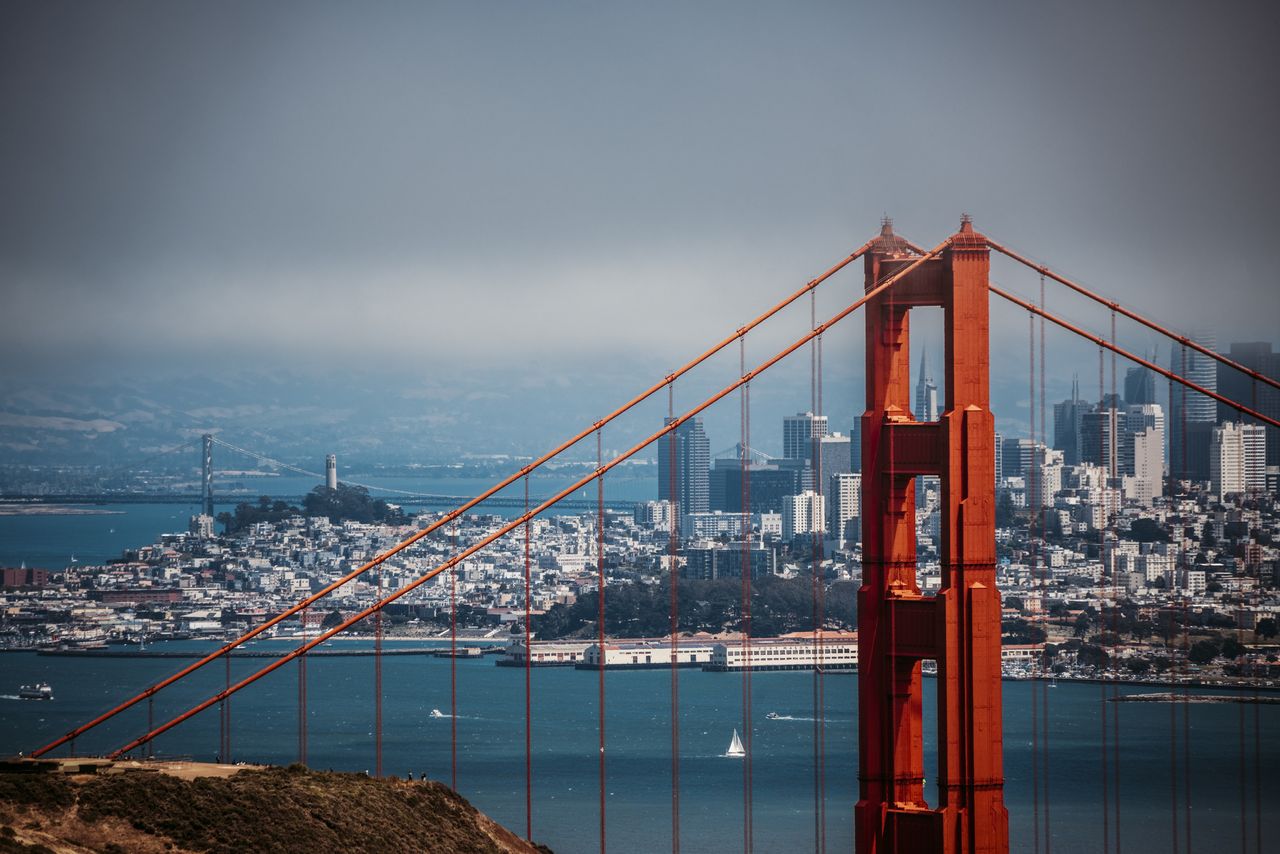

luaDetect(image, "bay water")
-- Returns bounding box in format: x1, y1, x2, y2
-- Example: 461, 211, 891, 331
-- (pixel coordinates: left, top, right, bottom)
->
2, 642, 1276, 853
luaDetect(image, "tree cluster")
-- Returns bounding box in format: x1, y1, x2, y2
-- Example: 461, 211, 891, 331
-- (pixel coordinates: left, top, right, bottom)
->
531, 575, 857, 640
217, 484, 405, 533
302, 483, 405, 525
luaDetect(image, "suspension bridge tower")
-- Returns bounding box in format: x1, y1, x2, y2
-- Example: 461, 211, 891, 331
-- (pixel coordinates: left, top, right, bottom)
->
856, 217, 1008, 853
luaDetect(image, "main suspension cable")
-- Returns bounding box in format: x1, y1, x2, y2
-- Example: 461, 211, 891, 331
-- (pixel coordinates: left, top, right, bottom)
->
102, 238, 954, 768
33, 239, 877, 760
986, 240, 1280, 395
988, 286, 1280, 431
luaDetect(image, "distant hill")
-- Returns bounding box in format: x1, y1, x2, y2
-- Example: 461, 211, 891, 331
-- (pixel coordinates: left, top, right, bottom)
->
0, 762, 550, 854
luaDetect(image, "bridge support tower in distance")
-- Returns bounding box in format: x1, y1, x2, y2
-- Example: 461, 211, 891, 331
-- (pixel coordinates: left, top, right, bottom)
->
202, 434, 215, 518
856, 217, 1008, 853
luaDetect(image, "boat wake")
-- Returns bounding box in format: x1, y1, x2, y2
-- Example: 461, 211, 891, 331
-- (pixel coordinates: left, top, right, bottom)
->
0, 695, 21, 701
428, 709, 484, 720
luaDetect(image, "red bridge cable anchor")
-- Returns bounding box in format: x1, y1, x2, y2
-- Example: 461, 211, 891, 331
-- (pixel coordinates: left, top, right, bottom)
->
31, 240, 876, 760
100, 239, 952, 762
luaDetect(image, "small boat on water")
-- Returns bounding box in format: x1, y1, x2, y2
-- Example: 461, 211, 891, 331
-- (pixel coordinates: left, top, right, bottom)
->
765, 712, 780, 720
19, 683, 53, 700
430, 708, 447, 718
725, 728, 745, 757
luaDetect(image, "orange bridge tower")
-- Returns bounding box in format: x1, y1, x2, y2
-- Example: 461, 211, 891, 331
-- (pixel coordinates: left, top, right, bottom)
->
855, 217, 1008, 853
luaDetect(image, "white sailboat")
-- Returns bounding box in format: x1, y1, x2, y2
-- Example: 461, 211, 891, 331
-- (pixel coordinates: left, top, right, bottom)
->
725, 728, 745, 758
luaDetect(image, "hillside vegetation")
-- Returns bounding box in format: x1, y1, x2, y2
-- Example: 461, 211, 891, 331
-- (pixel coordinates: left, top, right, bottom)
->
0, 764, 548, 854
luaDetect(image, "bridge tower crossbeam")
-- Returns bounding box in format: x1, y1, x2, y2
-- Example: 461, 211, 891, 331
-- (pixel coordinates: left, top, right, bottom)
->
856, 217, 1008, 853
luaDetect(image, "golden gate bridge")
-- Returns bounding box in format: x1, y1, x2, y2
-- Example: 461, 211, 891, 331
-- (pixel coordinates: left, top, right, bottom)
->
23, 217, 1279, 854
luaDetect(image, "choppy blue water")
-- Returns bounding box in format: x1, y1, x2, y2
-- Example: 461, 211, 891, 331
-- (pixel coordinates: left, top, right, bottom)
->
0, 503, 202, 568
1, 643, 1276, 853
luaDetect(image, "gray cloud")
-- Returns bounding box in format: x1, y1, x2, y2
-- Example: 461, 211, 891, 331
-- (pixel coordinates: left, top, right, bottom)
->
2, 0, 1278, 384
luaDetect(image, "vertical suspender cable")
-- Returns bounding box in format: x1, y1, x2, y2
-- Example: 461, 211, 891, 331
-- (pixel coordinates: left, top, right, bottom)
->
740, 334, 754, 854
147, 696, 154, 760
812, 292, 827, 854
1039, 272, 1049, 850
451, 523, 458, 790
1252, 376, 1262, 854
668, 382, 681, 854
375, 563, 383, 778
1030, 309, 1041, 854
1040, 274, 1051, 852
1099, 344, 1110, 854
1179, 343, 1192, 851
597, 427, 608, 854
809, 292, 823, 852
1237, 388, 1247, 854
1239, 665, 1247, 854
1168, 363, 1179, 854
224, 653, 231, 763
299, 605, 308, 766
524, 474, 534, 842
1105, 313, 1116, 854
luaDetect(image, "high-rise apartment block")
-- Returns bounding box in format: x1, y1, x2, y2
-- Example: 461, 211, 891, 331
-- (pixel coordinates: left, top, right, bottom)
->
782, 490, 825, 540
1210, 422, 1266, 499
828, 472, 862, 548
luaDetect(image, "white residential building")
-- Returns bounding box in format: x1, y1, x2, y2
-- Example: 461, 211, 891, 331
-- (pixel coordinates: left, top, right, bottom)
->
1210, 422, 1266, 499
829, 472, 862, 548
782, 490, 826, 540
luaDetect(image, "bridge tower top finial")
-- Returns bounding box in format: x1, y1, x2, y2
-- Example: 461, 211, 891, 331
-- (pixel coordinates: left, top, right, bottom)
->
880, 214, 894, 236
959, 213, 973, 233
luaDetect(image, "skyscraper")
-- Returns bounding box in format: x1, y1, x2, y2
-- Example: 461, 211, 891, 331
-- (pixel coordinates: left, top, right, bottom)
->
828, 472, 862, 548
1125, 362, 1158, 406
914, 348, 939, 422
1218, 342, 1280, 469
849, 421, 862, 474
994, 429, 1003, 484
1170, 332, 1217, 480
818, 433, 853, 482
657, 417, 710, 519
1124, 404, 1165, 505
1052, 376, 1089, 466
783, 412, 828, 461
1079, 407, 1120, 475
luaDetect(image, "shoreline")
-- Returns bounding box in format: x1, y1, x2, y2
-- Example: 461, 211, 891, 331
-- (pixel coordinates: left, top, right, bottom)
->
0, 504, 124, 517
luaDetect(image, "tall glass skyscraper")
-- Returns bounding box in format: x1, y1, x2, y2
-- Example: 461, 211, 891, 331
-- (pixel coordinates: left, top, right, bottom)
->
915, 348, 939, 422
657, 416, 709, 518
782, 411, 828, 461
1170, 331, 1217, 480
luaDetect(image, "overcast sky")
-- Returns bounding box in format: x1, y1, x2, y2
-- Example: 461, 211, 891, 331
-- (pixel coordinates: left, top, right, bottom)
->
3, 0, 1278, 393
